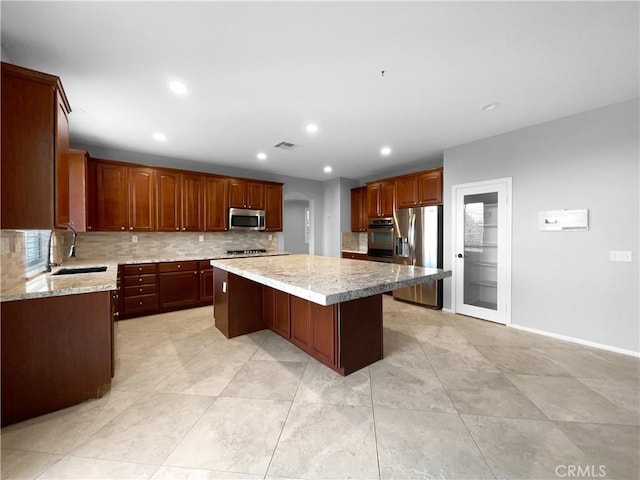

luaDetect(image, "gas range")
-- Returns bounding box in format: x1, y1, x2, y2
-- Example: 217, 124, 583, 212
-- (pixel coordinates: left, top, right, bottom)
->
226, 249, 267, 255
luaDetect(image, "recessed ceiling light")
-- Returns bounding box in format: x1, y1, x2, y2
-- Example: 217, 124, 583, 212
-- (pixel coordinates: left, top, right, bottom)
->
324, 166, 332, 174
168, 81, 188, 95
257, 152, 267, 161
481, 101, 500, 111
152, 132, 167, 142
381, 147, 392, 156
306, 124, 318, 133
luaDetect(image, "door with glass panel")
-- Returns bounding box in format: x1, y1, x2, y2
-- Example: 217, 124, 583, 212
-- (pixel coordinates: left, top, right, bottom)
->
454, 178, 511, 324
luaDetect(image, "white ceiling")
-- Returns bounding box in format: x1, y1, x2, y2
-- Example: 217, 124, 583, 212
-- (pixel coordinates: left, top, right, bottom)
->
2, 1, 638, 181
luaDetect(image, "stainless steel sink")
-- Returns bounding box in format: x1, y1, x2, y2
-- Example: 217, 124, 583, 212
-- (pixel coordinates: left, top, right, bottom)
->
52, 266, 108, 275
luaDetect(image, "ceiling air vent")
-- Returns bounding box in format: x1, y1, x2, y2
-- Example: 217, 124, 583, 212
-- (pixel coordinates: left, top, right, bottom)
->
274, 141, 297, 150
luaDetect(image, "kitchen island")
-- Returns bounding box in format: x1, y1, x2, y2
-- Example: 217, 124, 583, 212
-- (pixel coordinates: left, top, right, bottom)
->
210, 254, 451, 375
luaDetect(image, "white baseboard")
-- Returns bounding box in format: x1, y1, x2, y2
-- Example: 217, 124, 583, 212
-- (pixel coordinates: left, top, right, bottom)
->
442, 307, 454, 314
509, 324, 640, 358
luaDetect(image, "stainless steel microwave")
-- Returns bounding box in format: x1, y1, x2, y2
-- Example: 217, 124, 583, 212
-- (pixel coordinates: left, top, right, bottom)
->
229, 208, 266, 231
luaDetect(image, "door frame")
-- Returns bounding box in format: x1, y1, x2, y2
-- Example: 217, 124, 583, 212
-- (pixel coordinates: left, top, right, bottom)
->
451, 177, 512, 325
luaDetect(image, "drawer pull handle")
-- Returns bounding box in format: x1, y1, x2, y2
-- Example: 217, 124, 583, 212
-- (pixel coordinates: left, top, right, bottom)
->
177, 265, 181, 269
139, 301, 143, 306
139, 278, 143, 282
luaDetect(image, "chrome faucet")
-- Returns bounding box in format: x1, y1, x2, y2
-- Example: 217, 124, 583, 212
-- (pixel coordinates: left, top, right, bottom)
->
68, 224, 77, 258
46, 230, 60, 272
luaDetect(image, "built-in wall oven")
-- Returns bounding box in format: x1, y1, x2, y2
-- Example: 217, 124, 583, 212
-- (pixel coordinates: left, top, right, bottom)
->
367, 218, 393, 263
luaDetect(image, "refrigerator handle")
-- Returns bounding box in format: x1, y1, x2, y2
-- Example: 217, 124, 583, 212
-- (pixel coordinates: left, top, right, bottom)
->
410, 212, 416, 265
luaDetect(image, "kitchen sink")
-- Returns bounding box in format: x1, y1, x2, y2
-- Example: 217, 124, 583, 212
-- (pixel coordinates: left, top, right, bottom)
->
52, 266, 108, 275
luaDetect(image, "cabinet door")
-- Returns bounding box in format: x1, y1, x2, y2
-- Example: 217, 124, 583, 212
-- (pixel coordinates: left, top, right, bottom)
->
350, 187, 367, 232
128, 167, 155, 231
54, 92, 71, 229
204, 176, 228, 231
395, 175, 419, 208
367, 184, 380, 218
265, 184, 283, 232
247, 182, 265, 209
68, 149, 89, 232
96, 162, 128, 231
156, 170, 182, 231
380, 181, 395, 216
311, 303, 336, 367
263, 286, 276, 330
228, 179, 247, 208
274, 289, 290, 337
290, 296, 311, 349
182, 174, 204, 231
199, 261, 214, 304
159, 270, 200, 309
418, 169, 443, 205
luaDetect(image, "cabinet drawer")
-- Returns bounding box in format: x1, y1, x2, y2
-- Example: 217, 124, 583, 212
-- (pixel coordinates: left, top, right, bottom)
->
124, 263, 156, 275
158, 261, 199, 273
124, 294, 158, 313
123, 274, 157, 286
124, 284, 157, 297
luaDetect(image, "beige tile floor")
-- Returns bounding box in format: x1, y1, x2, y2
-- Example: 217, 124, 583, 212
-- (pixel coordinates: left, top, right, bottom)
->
2, 296, 639, 479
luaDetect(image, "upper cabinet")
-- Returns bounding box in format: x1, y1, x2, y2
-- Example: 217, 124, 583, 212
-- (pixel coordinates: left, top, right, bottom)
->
264, 183, 283, 232
229, 179, 265, 209
367, 180, 395, 218
1, 62, 71, 229
204, 176, 228, 231
395, 167, 443, 208
350, 187, 367, 232
156, 170, 204, 232
128, 167, 155, 231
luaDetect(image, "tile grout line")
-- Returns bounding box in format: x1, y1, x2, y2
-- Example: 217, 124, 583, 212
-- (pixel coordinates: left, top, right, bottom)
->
368, 365, 382, 480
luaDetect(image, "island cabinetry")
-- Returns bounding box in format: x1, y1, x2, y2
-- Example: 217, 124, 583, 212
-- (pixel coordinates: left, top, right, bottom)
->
158, 261, 200, 309
342, 252, 368, 261
213, 268, 264, 338
290, 296, 337, 368
229, 179, 265, 209
350, 186, 367, 232
264, 183, 283, 232
264, 286, 290, 338
1, 62, 71, 230
367, 180, 395, 218
1, 291, 112, 426
121, 263, 158, 318
395, 168, 443, 208
204, 176, 229, 231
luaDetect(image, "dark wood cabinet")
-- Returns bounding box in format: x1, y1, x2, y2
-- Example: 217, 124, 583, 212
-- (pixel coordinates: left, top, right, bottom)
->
68, 149, 92, 232
290, 296, 336, 367
367, 180, 395, 218
96, 161, 128, 231
1, 62, 71, 230
342, 252, 368, 261
213, 268, 264, 338
1, 291, 112, 426
264, 286, 290, 338
204, 176, 228, 231
229, 179, 265, 209
121, 263, 158, 318
128, 167, 155, 231
182, 174, 204, 231
395, 167, 443, 208
156, 169, 182, 231
158, 261, 200, 309
265, 183, 283, 232
199, 260, 214, 304
350, 186, 367, 232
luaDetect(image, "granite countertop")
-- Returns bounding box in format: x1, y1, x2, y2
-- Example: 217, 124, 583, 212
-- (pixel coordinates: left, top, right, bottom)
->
210, 254, 452, 306
1, 251, 290, 302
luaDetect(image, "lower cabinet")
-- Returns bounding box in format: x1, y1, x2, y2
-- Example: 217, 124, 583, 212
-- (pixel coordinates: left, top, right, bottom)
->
158, 261, 200, 309
1, 291, 112, 426
290, 296, 336, 367
341, 252, 368, 261
118, 259, 215, 319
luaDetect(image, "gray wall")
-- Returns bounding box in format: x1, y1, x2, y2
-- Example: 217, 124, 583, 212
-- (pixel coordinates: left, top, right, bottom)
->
283, 200, 309, 254
322, 178, 342, 258
443, 99, 639, 353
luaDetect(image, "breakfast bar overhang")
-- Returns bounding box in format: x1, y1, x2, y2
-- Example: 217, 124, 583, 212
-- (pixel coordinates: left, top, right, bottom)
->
210, 254, 452, 375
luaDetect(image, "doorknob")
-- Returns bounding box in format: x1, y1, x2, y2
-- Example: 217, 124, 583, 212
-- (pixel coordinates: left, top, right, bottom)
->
457, 253, 464, 258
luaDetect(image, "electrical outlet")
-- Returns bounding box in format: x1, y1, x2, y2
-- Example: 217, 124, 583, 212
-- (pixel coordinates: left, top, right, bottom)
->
199, 235, 204, 242
609, 250, 632, 262
268, 234, 273, 241
132, 235, 138, 243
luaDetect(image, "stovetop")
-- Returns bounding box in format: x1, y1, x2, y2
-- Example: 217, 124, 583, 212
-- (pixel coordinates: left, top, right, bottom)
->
226, 249, 267, 255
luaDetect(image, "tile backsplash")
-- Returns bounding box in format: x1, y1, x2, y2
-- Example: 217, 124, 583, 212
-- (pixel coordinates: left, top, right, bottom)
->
341, 232, 367, 252
74, 231, 279, 263
1, 230, 25, 292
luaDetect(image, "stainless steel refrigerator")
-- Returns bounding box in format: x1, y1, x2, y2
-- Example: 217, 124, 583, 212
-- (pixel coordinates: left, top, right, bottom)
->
392, 205, 443, 308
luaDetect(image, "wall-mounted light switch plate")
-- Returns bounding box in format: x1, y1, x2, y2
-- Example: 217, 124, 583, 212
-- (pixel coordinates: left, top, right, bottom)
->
609, 250, 632, 262
132, 235, 138, 243
199, 235, 204, 242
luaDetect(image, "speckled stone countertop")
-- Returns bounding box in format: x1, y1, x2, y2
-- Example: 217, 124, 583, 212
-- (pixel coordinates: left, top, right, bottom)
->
210, 254, 452, 306
1, 251, 289, 302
